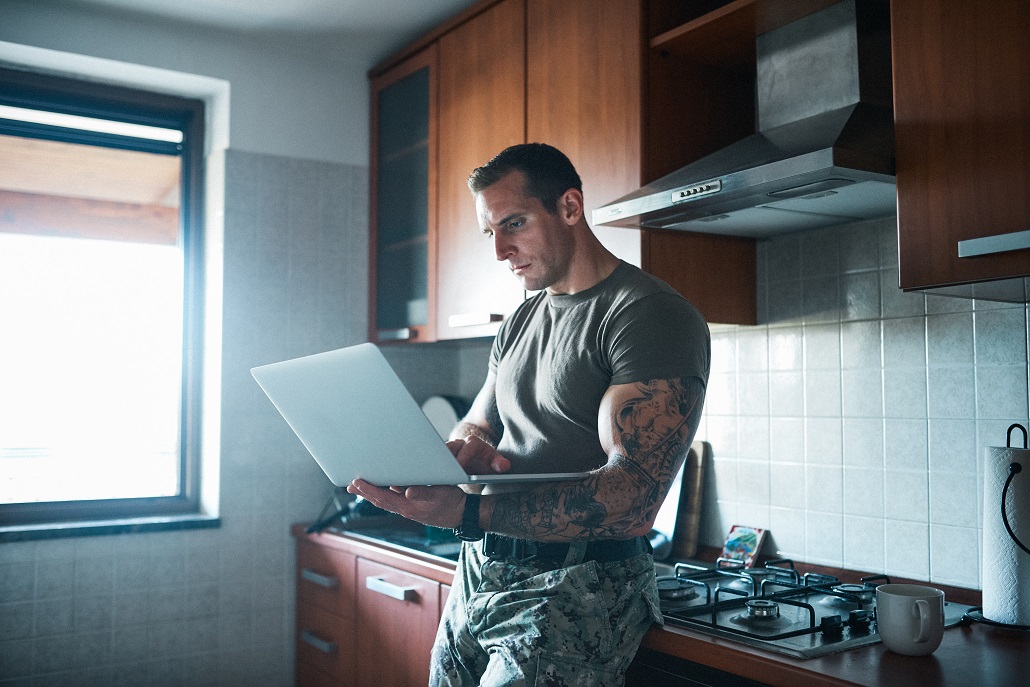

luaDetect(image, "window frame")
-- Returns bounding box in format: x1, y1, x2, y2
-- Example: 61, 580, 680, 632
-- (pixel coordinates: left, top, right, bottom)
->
0, 67, 207, 527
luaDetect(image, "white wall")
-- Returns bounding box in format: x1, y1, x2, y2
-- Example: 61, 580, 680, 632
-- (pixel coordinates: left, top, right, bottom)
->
0, 0, 374, 166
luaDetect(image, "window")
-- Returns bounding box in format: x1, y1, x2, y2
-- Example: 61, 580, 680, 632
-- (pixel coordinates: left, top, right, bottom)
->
0, 68, 207, 529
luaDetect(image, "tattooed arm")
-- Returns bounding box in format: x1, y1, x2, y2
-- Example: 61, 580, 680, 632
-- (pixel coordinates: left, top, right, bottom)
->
448, 370, 504, 446
445, 371, 510, 493
481, 375, 705, 541
346, 374, 703, 540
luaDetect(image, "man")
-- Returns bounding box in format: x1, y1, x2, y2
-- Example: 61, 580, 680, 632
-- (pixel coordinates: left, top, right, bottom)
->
349, 143, 710, 686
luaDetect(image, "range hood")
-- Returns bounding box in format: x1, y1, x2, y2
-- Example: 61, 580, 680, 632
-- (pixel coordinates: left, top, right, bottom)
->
594, 0, 896, 239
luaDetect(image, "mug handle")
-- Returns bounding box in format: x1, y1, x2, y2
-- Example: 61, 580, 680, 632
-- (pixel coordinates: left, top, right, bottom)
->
913, 599, 931, 643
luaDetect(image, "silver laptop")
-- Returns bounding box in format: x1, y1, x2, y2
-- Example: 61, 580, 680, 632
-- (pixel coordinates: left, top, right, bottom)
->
251, 343, 591, 487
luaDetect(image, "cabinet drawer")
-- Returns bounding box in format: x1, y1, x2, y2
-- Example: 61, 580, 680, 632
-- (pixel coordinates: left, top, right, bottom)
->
297, 600, 356, 685
297, 660, 348, 687
297, 539, 356, 615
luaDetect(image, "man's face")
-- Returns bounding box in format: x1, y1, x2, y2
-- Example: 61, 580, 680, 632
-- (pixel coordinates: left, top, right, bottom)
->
474, 170, 574, 294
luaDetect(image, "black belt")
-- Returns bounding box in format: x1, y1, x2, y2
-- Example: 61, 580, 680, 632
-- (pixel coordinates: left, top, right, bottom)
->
482, 533, 651, 564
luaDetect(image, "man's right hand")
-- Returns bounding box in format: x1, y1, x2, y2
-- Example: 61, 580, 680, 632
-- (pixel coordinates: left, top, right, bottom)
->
446, 435, 511, 476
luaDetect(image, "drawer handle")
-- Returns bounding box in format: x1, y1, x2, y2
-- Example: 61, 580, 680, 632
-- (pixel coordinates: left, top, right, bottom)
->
958, 229, 1030, 258
366, 575, 418, 601
448, 312, 503, 328
301, 568, 339, 589
301, 630, 337, 655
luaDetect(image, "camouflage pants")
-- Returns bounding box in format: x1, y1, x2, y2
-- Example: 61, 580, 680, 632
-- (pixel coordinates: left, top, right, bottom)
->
429, 540, 662, 687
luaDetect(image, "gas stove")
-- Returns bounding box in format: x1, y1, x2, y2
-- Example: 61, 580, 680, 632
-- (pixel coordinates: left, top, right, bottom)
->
656, 558, 973, 659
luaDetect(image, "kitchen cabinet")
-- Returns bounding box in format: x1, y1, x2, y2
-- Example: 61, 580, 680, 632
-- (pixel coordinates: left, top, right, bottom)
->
525, 0, 646, 267
436, 0, 527, 340
295, 539, 357, 687
637, 0, 862, 325
295, 526, 1029, 687
524, 0, 760, 324
891, 0, 1030, 298
369, 46, 438, 343
356, 558, 442, 686
293, 526, 456, 687
369, 0, 763, 334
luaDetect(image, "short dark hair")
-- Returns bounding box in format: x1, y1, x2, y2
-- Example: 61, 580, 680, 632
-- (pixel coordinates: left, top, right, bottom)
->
467, 142, 582, 213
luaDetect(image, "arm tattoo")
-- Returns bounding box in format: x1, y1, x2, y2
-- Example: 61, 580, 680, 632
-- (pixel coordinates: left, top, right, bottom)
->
484, 395, 504, 443
490, 376, 705, 541
452, 396, 503, 447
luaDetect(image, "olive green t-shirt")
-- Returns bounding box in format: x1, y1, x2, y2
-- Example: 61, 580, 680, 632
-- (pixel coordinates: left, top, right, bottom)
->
489, 260, 711, 474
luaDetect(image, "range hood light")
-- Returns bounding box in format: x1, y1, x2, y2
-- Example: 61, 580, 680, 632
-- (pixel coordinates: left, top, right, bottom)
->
796, 190, 839, 200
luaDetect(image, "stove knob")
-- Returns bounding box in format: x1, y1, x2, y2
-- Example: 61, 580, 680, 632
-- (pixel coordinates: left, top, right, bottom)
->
848, 609, 873, 634
820, 614, 845, 641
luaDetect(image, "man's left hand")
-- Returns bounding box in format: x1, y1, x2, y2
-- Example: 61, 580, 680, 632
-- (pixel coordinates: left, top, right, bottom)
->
347, 480, 467, 529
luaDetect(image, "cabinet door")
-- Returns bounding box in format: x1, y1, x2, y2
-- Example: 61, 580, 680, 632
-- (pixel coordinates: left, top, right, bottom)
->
357, 558, 441, 687
892, 0, 1030, 292
370, 46, 438, 342
436, 0, 527, 340
526, 0, 644, 266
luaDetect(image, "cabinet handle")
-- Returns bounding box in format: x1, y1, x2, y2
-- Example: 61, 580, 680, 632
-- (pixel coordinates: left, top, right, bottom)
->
378, 327, 414, 341
301, 568, 339, 589
365, 575, 418, 601
301, 630, 337, 655
448, 312, 503, 328
958, 229, 1030, 258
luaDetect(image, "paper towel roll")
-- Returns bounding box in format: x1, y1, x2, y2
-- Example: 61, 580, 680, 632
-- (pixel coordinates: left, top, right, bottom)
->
983, 446, 1030, 625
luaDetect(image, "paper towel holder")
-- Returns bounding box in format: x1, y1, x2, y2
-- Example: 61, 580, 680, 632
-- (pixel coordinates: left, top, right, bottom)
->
962, 423, 1030, 632
1001, 423, 1029, 557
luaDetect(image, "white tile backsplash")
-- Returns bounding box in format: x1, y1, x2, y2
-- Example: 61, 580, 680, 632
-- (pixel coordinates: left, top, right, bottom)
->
694, 217, 1030, 588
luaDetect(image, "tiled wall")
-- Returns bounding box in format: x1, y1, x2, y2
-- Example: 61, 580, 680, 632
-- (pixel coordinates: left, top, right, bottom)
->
0, 150, 370, 686
693, 217, 1030, 589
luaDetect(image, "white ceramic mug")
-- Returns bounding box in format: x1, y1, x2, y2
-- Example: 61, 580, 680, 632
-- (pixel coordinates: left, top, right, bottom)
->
875, 584, 945, 656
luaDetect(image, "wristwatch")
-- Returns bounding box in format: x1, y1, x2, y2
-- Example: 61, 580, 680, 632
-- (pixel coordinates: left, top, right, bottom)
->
453, 493, 484, 541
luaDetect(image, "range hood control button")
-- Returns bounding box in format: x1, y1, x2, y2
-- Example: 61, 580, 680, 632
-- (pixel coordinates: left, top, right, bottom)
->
672, 179, 722, 203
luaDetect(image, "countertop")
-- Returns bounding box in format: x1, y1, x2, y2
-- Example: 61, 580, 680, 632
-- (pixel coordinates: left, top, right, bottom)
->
642, 616, 1030, 687
306, 524, 1030, 687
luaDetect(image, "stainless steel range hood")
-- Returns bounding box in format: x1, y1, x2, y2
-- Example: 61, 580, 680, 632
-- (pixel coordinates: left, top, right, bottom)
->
594, 0, 896, 239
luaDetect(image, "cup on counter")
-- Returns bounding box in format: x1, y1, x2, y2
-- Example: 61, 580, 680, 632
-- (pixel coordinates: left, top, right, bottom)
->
875, 584, 945, 656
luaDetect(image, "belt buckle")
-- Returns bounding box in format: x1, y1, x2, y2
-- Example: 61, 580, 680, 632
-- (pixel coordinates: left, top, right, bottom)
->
484, 534, 538, 562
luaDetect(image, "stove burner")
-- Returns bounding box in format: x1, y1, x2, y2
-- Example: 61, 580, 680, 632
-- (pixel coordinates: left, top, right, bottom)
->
656, 576, 699, 601
832, 583, 873, 600
745, 599, 780, 619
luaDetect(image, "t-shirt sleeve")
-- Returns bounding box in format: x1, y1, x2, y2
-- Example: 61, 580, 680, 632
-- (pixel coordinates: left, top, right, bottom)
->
605, 292, 711, 387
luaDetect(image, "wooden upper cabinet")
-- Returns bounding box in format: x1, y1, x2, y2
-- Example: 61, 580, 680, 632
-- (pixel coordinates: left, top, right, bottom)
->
526, 0, 644, 267
436, 0, 527, 340
892, 0, 1030, 295
527, 0, 757, 325
369, 47, 438, 342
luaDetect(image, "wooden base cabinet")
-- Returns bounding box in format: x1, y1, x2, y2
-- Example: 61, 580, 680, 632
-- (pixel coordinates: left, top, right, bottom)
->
356, 558, 442, 686
295, 540, 358, 687
294, 527, 455, 687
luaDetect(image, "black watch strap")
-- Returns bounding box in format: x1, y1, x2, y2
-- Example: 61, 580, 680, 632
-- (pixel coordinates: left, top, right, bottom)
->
454, 493, 484, 541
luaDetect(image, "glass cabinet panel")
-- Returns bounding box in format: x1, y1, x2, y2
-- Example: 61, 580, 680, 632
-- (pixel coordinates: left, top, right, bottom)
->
372, 50, 435, 340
